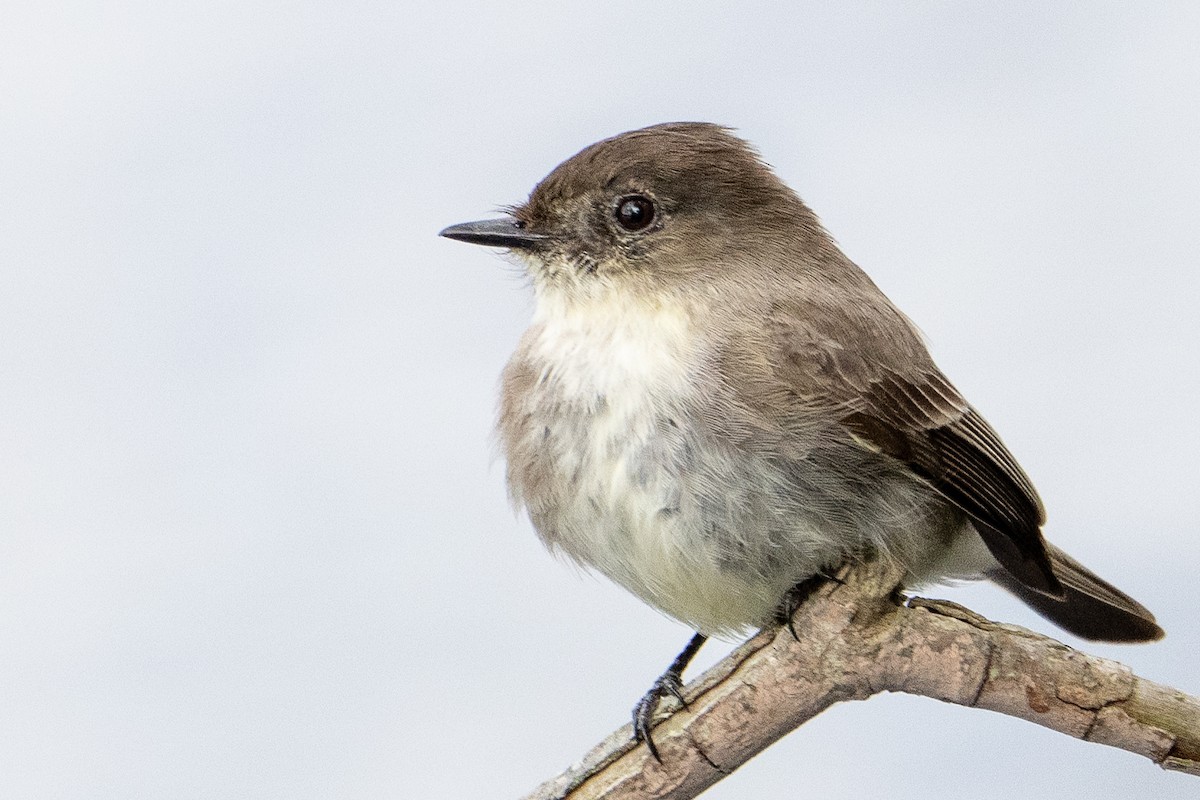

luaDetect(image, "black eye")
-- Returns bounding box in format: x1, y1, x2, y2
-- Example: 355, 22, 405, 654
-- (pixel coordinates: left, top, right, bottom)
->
615, 195, 655, 232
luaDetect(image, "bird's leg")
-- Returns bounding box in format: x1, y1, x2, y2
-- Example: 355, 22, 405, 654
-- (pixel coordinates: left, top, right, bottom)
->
775, 572, 844, 641
632, 632, 707, 762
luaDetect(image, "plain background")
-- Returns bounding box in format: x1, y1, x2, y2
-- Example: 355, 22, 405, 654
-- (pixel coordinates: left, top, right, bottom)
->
2, 3, 1197, 798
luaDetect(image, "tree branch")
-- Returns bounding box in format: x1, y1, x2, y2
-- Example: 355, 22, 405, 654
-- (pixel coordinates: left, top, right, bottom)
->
521, 559, 1200, 800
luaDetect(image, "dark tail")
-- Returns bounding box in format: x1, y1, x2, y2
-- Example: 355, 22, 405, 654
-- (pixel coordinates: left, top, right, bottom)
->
988, 543, 1163, 643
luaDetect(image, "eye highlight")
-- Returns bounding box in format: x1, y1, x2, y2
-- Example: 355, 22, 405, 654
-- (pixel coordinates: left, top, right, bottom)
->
614, 195, 655, 232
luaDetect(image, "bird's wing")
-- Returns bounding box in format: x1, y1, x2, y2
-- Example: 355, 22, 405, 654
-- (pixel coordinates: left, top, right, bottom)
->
768, 297, 1063, 597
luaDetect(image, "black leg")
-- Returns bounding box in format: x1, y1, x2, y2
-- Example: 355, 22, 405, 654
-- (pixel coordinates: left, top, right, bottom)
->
632, 632, 707, 762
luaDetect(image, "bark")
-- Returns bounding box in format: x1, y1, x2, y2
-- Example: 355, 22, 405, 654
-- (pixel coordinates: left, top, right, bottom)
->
521, 559, 1199, 800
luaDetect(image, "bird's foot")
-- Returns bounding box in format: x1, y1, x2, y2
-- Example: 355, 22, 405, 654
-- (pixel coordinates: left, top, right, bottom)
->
631, 632, 707, 762
775, 571, 844, 640
632, 670, 688, 762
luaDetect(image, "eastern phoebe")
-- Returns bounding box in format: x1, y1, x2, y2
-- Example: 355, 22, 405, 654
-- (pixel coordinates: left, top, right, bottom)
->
440, 122, 1162, 758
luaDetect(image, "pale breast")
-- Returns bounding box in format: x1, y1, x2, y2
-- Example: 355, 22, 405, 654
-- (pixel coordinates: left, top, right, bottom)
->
500, 294, 700, 542
497, 293, 960, 636
499, 296, 781, 631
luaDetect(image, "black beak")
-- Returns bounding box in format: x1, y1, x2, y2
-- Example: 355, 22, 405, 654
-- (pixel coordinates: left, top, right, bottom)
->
438, 217, 548, 250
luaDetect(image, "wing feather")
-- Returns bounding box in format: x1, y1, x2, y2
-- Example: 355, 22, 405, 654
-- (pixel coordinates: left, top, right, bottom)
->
769, 299, 1062, 597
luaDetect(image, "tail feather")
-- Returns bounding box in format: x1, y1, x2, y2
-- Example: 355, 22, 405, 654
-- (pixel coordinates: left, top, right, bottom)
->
988, 543, 1163, 643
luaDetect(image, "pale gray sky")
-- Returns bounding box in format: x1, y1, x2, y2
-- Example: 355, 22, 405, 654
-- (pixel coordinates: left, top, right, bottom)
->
1, 3, 1197, 798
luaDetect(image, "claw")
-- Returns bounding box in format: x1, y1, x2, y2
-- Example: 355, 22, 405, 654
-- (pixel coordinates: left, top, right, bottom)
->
663, 674, 688, 708
776, 572, 839, 640
632, 680, 671, 762
632, 667, 688, 762
630, 632, 707, 762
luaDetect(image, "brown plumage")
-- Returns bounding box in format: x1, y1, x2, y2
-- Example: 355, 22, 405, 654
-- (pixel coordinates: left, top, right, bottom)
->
444, 120, 1162, 646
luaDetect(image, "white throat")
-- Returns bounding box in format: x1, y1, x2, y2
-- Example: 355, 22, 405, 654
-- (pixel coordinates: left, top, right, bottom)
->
528, 286, 700, 409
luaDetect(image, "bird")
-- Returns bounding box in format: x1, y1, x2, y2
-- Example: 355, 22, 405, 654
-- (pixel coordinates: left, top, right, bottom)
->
439, 122, 1163, 759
